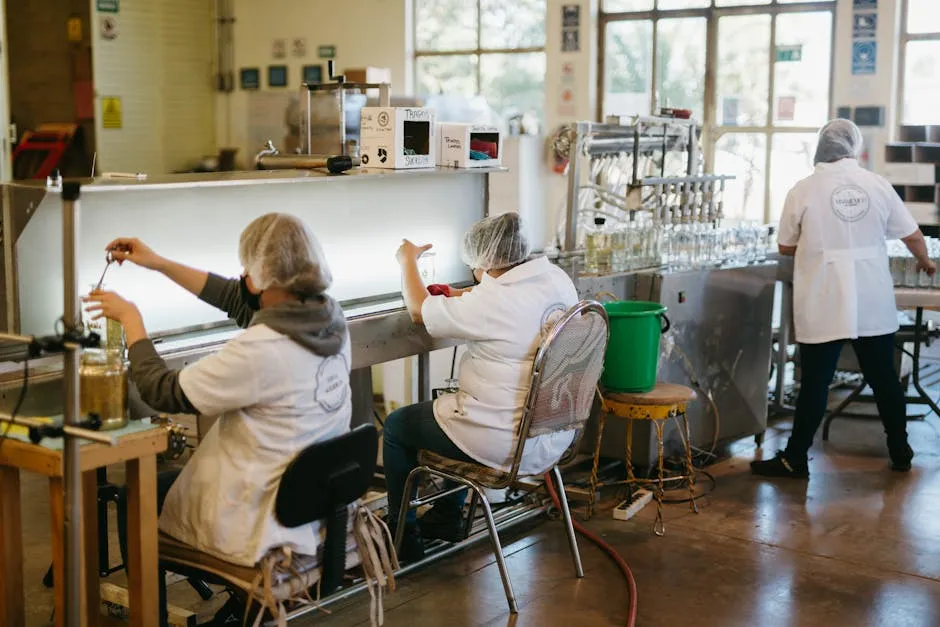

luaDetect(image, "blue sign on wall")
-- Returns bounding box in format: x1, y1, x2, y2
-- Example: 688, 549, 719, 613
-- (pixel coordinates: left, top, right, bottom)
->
853, 0, 876, 8
852, 41, 877, 75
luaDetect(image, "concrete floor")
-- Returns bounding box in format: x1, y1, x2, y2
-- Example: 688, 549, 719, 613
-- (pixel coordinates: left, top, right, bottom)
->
14, 405, 940, 626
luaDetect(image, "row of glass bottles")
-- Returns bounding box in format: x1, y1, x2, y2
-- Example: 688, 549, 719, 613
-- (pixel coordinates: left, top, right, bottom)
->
889, 238, 940, 288
584, 216, 770, 275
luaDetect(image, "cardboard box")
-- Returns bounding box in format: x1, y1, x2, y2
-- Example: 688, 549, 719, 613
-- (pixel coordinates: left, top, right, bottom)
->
360, 107, 436, 170
438, 123, 502, 169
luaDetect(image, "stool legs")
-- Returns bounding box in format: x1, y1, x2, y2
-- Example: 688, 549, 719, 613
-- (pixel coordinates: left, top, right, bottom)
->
681, 413, 699, 514
652, 419, 666, 537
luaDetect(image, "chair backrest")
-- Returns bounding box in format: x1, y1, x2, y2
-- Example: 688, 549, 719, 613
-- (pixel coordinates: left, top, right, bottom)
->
274, 423, 378, 594
506, 300, 609, 477
274, 423, 378, 527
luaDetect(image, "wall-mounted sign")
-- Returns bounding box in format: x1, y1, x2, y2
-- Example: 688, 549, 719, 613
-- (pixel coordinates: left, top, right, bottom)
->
562, 28, 579, 52
101, 97, 122, 129
292, 38, 307, 58
240, 67, 260, 90
317, 45, 336, 59
775, 45, 802, 63
67, 16, 83, 42
272, 39, 287, 60
853, 12, 877, 39
96, 0, 119, 13
853, 0, 876, 8
100, 16, 118, 40
562, 5, 580, 28
851, 41, 876, 75
268, 65, 288, 88
302, 65, 323, 84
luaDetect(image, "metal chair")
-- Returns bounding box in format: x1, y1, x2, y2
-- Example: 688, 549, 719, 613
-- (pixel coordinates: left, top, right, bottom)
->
157, 424, 379, 626
393, 301, 610, 613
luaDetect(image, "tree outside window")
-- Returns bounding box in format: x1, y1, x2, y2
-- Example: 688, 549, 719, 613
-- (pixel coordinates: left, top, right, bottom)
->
414, 0, 547, 123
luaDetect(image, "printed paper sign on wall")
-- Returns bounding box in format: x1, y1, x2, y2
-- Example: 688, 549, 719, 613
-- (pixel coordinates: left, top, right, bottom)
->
102, 97, 122, 129
853, 12, 877, 39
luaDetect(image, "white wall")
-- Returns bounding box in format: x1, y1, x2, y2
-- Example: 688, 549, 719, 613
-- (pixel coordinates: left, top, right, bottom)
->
831, 0, 902, 173
93, 0, 216, 174
219, 0, 408, 165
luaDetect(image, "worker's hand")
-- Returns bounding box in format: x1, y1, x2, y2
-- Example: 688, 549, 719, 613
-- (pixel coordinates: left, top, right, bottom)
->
83, 290, 141, 326
396, 240, 432, 265
919, 259, 938, 278
106, 238, 164, 271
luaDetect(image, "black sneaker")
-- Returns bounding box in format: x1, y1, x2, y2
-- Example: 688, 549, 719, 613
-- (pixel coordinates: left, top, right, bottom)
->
419, 502, 468, 543
750, 451, 809, 479
889, 443, 914, 472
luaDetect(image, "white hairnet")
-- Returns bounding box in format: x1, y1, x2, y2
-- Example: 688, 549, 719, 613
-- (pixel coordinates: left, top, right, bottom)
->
814, 118, 863, 165
239, 213, 332, 296
461, 212, 530, 271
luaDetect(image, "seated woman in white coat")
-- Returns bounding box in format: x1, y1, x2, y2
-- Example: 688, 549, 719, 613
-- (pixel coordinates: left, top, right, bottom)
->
85, 213, 352, 570
385, 212, 578, 561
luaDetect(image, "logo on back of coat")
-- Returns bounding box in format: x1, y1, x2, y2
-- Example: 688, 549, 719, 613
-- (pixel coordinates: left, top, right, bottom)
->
316, 355, 349, 412
831, 185, 871, 222
540, 303, 567, 336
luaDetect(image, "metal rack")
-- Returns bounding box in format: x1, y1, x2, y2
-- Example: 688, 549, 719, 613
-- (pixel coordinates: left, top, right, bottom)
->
562, 117, 735, 254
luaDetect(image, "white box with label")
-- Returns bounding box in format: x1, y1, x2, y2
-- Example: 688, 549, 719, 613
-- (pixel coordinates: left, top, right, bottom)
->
360, 107, 437, 170
437, 123, 502, 168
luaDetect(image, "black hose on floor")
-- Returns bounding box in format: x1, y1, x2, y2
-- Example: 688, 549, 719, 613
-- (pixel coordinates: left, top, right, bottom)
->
544, 472, 638, 627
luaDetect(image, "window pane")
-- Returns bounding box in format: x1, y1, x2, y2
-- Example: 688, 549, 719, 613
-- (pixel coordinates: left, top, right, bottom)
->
716, 0, 769, 5
773, 12, 832, 127
716, 14, 770, 127
656, 18, 706, 121
481, 0, 546, 48
415, 0, 478, 51
415, 55, 478, 96
715, 133, 767, 222
769, 133, 816, 223
480, 52, 546, 121
658, 0, 709, 9
603, 0, 653, 11
907, 0, 940, 35
903, 41, 940, 124
603, 20, 653, 117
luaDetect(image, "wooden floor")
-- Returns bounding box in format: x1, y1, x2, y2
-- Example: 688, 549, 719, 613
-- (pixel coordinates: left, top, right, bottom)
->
14, 407, 940, 626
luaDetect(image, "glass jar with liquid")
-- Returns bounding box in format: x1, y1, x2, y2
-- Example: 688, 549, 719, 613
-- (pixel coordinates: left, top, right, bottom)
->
82, 285, 128, 430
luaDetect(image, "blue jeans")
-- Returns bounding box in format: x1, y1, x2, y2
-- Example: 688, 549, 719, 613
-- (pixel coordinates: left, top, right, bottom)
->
383, 400, 473, 526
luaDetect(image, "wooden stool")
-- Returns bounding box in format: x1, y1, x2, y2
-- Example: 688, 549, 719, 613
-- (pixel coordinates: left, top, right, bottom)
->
591, 382, 698, 536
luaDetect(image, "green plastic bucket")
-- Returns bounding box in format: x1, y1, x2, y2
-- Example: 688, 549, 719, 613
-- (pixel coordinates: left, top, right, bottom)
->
601, 300, 670, 393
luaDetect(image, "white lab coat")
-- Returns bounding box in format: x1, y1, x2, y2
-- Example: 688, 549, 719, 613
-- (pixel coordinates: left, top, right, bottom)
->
421, 256, 578, 475
158, 324, 352, 567
778, 158, 918, 344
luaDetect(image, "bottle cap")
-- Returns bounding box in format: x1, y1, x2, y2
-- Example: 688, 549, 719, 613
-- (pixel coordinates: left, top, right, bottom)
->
594, 217, 606, 225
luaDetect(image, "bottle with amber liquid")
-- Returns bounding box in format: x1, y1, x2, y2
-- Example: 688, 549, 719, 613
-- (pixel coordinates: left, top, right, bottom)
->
81, 285, 128, 431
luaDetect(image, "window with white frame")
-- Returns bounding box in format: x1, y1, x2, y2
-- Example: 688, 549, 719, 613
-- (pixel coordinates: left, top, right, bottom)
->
413, 0, 547, 122
601, 0, 836, 224
900, 0, 940, 125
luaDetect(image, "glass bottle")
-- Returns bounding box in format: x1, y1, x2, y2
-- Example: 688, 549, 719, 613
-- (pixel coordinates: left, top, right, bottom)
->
81, 285, 128, 431
610, 222, 628, 273
585, 217, 613, 275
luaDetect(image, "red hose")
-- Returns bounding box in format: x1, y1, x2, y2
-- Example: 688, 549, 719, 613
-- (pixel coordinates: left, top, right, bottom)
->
544, 472, 638, 627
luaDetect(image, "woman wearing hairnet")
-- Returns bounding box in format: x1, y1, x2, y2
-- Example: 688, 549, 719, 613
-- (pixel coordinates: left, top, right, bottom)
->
386, 212, 578, 561
751, 120, 935, 479
85, 213, 351, 571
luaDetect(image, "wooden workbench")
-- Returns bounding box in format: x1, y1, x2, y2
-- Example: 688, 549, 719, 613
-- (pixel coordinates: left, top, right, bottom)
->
0, 419, 167, 627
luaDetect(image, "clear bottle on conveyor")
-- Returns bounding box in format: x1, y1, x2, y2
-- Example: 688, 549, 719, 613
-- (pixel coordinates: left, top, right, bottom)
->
610, 221, 628, 273
585, 217, 613, 275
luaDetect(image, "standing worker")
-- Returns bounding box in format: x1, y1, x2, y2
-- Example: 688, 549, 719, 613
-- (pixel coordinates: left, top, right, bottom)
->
751, 119, 936, 479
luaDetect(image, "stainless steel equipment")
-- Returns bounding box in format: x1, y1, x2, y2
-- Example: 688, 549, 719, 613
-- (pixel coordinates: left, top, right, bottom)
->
578, 263, 777, 466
